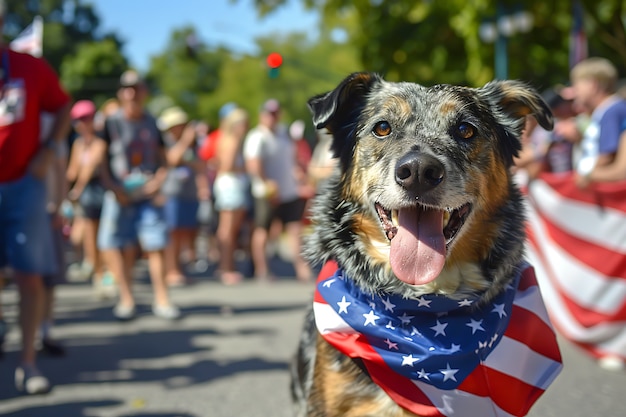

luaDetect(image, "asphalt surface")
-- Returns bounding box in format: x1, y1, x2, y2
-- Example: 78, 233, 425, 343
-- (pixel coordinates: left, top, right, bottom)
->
0, 256, 625, 417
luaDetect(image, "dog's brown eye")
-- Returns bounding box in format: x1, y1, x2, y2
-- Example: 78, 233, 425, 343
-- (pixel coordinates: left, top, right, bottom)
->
455, 122, 476, 140
373, 121, 392, 137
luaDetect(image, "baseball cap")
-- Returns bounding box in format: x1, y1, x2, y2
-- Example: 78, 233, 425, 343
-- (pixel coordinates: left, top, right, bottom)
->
218, 102, 237, 120
158, 106, 189, 131
70, 100, 96, 120
261, 98, 280, 113
119, 70, 144, 88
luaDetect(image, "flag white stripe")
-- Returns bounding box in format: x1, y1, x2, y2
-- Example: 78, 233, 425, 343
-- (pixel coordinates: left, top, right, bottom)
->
527, 245, 626, 355
314, 302, 355, 335
526, 201, 626, 314
9, 16, 43, 57
483, 337, 562, 390
513, 284, 552, 328
529, 180, 626, 253
415, 379, 516, 417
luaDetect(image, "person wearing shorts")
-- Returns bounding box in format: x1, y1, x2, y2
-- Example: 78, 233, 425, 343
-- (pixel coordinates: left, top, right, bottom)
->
213, 107, 251, 285
158, 106, 209, 286
243, 99, 312, 282
98, 70, 179, 321
0, 2, 72, 393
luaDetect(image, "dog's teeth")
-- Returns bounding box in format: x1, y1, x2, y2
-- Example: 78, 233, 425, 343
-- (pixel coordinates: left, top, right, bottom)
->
391, 210, 399, 226
443, 210, 451, 228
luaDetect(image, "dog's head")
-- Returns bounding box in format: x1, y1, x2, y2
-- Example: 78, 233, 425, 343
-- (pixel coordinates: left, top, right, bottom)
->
307, 72, 552, 298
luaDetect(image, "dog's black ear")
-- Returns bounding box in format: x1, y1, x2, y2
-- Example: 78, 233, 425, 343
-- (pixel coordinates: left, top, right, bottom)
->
477, 80, 554, 165
308, 72, 382, 130
479, 80, 554, 131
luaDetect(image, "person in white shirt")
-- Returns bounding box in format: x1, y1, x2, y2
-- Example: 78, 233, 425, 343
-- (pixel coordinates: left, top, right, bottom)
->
243, 99, 312, 281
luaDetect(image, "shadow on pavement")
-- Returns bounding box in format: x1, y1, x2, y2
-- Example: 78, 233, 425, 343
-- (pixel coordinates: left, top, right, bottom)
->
5, 400, 198, 417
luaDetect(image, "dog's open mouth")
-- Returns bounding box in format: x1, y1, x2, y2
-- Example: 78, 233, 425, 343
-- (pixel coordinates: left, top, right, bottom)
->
375, 203, 472, 286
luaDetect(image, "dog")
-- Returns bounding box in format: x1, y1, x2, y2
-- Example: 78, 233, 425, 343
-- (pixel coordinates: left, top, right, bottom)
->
291, 72, 563, 417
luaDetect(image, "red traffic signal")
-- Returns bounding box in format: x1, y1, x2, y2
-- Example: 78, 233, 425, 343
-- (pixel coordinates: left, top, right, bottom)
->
266, 52, 283, 69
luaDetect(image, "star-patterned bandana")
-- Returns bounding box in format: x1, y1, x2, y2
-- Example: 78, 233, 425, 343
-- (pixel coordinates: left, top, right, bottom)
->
313, 261, 562, 417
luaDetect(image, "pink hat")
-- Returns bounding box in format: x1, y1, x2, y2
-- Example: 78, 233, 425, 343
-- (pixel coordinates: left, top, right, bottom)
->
70, 100, 96, 120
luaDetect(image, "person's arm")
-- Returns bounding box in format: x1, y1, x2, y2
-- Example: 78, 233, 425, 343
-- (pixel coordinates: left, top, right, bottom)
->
142, 134, 169, 198
243, 131, 277, 200
165, 123, 197, 166
194, 159, 210, 201
99, 118, 130, 205
66, 139, 82, 184
69, 138, 107, 200
29, 102, 72, 180
588, 131, 626, 182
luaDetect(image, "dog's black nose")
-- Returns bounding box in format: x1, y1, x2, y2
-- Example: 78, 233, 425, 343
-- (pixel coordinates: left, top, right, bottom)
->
395, 152, 445, 193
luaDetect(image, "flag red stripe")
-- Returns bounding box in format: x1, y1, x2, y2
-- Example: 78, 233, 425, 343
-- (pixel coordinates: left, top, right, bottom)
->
506, 306, 562, 363
459, 366, 544, 416
517, 268, 538, 292
535, 210, 626, 280
322, 331, 445, 417
539, 172, 626, 212
527, 229, 626, 327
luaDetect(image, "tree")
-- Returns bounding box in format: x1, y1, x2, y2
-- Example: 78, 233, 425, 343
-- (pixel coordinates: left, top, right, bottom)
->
3, 0, 129, 103
60, 38, 128, 104
245, 0, 626, 88
146, 26, 361, 130
146, 27, 226, 123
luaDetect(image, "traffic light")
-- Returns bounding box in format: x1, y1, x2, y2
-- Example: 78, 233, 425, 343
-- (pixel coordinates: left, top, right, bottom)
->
266, 52, 283, 78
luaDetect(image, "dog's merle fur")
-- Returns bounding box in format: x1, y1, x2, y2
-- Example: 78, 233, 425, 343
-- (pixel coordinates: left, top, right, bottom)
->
291, 72, 553, 417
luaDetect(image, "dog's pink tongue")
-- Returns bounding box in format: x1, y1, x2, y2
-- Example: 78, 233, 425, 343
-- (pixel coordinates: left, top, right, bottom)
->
390, 207, 446, 285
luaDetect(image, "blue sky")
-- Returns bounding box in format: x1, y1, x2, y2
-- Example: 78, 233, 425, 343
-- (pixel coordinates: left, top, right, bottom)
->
91, 0, 319, 71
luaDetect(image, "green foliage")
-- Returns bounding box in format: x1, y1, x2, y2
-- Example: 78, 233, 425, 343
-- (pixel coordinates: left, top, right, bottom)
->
248, 0, 626, 89
3, 0, 128, 104
145, 27, 226, 124
148, 26, 361, 132
60, 38, 128, 104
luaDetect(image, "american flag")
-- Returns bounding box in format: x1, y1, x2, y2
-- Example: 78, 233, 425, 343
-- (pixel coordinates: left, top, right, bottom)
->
314, 261, 562, 417
526, 172, 626, 361
569, 0, 587, 69
10, 16, 43, 58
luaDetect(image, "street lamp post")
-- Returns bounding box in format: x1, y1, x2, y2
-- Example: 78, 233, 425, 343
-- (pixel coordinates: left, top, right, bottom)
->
479, 4, 534, 80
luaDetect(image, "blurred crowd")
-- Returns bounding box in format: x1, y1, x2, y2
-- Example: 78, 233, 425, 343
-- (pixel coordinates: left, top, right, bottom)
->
514, 56, 626, 187
0, 8, 336, 392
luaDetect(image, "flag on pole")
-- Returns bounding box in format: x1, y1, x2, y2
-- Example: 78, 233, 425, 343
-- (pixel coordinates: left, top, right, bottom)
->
569, 0, 587, 69
10, 15, 43, 57
525, 172, 626, 361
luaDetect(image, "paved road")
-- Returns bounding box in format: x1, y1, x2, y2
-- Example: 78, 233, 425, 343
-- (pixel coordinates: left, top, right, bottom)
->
0, 260, 625, 417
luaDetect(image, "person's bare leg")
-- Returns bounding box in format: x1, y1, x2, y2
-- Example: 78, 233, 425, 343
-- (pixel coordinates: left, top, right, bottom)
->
15, 272, 45, 366
146, 249, 169, 307
286, 220, 312, 282
181, 228, 197, 263
104, 247, 135, 308
250, 226, 269, 279
164, 230, 185, 285
82, 219, 101, 279
217, 209, 244, 284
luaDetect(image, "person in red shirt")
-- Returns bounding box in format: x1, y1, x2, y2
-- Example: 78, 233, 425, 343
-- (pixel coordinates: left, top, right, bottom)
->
0, 4, 71, 394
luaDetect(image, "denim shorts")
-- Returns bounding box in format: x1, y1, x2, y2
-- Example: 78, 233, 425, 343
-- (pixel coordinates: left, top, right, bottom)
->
97, 191, 169, 251
164, 197, 199, 229
0, 173, 58, 276
213, 173, 250, 211
78, 181, 105, 220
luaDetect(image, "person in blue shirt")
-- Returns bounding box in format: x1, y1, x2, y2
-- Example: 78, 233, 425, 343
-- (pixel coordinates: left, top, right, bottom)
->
568, 57, 626, 187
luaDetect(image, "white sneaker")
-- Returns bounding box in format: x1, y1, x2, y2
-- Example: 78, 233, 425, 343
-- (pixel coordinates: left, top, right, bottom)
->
152, 304, 181, 320
113, 303, 136, 321
598, 355, 625, 372
15, 365, 51, 395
